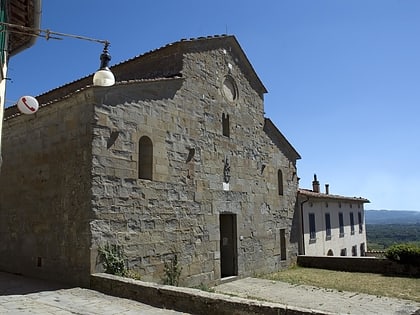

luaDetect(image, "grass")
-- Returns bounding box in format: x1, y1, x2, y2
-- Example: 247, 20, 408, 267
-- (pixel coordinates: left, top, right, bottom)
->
263, 266, 420, 302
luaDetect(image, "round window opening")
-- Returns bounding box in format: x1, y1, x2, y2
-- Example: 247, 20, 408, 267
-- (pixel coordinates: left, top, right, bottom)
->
222, 76, 238, 102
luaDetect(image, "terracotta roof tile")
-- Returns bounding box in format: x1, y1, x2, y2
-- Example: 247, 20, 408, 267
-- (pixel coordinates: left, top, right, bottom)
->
298, 188, 370, 203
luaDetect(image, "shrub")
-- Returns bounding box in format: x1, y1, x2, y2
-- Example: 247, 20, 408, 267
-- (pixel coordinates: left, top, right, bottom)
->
163, 254, 182, 286
98, 243, 127, 276
385, 243, 420, 264
126, 269, 142, 281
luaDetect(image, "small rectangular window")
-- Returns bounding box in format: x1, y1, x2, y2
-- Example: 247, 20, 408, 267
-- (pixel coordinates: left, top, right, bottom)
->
309, 213, 316, 241
360, 243, 366, 256
350, 212, 355, 235
340, 248, 347, 256
352, 245, 357, 256
222, 113, 230, 137
339, 212, 344, 237
358, 211, 363, 233
325, 213, 331, 240
280, 229, 287, 260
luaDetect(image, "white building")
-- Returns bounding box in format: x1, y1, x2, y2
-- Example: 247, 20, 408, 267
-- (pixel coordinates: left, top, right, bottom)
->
298, 175, 369, 257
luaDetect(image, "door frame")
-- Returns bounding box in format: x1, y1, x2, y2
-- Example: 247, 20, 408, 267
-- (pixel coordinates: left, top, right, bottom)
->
219, 213, 238, 278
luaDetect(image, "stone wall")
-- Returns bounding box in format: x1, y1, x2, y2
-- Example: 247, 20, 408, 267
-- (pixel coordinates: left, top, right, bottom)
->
0, 91, 95, 286
89, 46, 299, 286
91, 273, 329, 315
297, 255, 420, 277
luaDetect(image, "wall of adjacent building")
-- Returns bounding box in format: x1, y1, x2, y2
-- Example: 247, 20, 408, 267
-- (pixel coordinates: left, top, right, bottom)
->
301, 198, 367, 257
0, 92, 95, 286
0, 0, 7, 169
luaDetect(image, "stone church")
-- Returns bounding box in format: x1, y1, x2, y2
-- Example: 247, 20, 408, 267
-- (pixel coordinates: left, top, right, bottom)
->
0, 35, 301, 286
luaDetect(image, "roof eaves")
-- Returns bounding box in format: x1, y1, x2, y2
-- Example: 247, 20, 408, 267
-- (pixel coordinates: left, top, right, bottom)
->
264, 118, 301, 161
4, 76, 184, 121
8, 0, 42, 57
298, 188, 370, 203
20, 34, 267, 110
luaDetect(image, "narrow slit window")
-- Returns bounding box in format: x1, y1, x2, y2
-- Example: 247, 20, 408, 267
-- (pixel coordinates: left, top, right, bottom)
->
280, 229, 287, 260
222, 113, 230, 137
278, 170, 283, 196
139, 136, 153, 180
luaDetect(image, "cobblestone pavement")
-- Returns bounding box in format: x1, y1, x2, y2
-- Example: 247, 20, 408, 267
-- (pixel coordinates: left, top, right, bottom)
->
0, 272, 188, 315
214, 277, 420, 315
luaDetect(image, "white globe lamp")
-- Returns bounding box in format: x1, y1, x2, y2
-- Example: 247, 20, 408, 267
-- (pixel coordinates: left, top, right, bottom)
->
93, 42, 115, 87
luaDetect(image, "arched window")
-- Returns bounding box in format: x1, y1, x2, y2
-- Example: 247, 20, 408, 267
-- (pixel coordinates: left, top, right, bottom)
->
222, 113, 230, 137
277, 170, 283, 195
139, 136, 153, 180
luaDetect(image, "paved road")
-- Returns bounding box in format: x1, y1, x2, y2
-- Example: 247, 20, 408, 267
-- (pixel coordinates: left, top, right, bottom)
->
0, 272, 188, 315
2, 272, 419, 315
214, 277, 420, 315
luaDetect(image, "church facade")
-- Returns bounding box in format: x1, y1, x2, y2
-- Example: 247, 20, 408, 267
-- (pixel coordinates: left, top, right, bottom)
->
0, 36, 300, 286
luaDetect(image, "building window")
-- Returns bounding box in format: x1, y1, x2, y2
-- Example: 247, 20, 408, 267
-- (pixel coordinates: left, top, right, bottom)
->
340, 248, 347, 256
358, 211, 363, 233
352, 245, 357, 256
278, 170, 283, 196
360, 243, 366, 256
222, 113, 230, 137
280, 229, 287, 261
350, 212, 355, 235
222, 76, 238, 102
139, 136, 153, 180
309, 213, 316, 241
325, 213, 331, 240
339, 212, 344, 237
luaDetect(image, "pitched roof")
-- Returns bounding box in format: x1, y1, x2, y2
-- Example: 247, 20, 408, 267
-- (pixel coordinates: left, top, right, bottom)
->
298, 188, 370, 203
4, 77, 184, 120
7, 0, 42, 56
24, 35, 267, 108
263, 118, 301, 162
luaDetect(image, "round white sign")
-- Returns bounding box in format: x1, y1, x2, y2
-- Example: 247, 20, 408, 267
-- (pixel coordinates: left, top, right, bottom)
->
17, 96, 39, 114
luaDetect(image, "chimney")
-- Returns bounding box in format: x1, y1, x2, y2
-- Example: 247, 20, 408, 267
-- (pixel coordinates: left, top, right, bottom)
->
325, 184, 329, 195
312, 174, 320, 193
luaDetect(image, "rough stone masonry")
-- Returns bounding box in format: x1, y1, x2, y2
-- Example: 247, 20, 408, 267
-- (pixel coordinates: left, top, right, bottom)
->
0, 35, 301, 287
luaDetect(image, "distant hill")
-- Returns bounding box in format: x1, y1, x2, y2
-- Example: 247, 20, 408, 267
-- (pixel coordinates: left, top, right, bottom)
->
365, 210, 420, 225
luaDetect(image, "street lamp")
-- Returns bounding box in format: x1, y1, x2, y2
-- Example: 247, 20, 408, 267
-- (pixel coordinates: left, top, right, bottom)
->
1, 21, 116, 91
93, 42, 115, 87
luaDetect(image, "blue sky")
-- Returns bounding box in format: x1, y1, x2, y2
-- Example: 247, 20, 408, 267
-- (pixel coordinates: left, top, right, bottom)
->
5, 1, 420, 210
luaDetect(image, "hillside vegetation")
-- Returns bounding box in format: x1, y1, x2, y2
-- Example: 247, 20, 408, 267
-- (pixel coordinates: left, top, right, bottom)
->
366, 224, 420, 250
365, 210, 420, 225
365, 210, 420, 250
